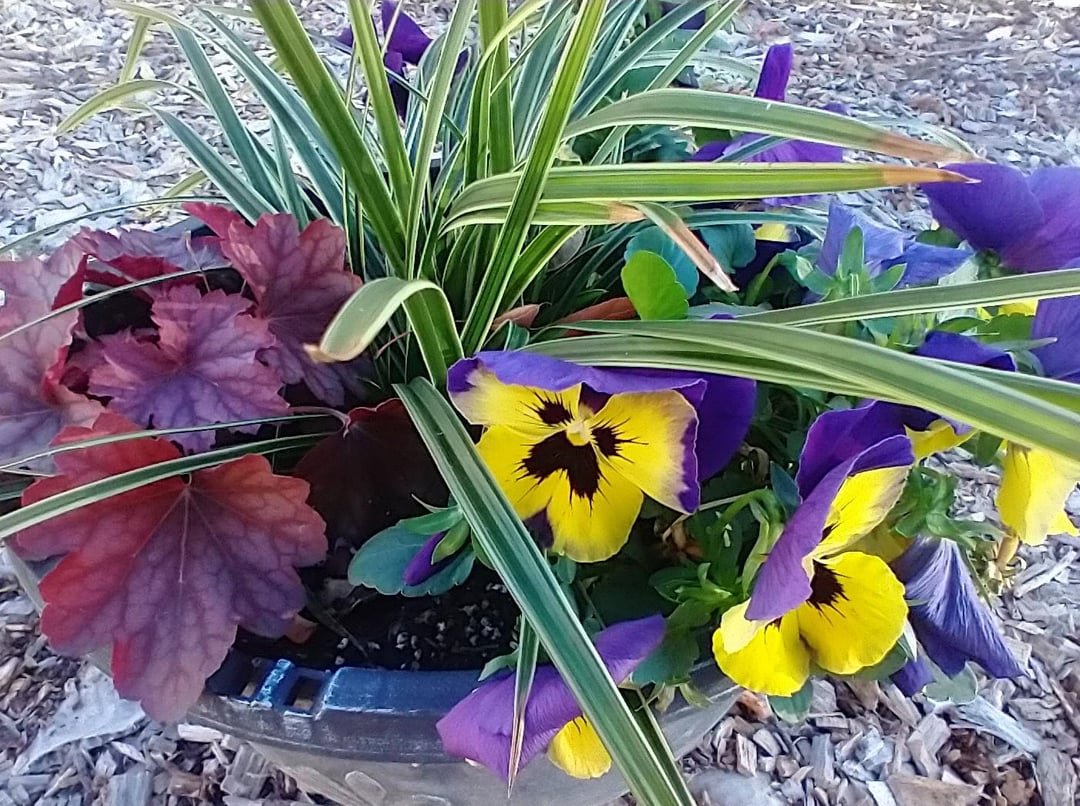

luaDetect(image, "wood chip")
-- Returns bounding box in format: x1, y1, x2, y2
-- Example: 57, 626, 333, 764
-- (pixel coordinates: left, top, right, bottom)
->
1035, 748, 1078, 806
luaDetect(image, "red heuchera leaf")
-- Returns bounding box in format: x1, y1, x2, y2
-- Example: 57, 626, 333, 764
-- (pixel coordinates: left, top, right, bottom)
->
294, 399, 448, 573
11, 413, 328, 721
0, 242, 103, 469
187, 204, 363, 406
88, 285, 288, 452
71, 226, 226, 288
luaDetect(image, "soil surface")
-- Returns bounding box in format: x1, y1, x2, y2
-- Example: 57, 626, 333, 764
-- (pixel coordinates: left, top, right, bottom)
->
1, 1, 1078, 805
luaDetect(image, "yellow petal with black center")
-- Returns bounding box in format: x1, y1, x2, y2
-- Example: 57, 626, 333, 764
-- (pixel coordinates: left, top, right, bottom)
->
712, 602, 809, 697
997, 444, 1080, 545
477, 425, 559, 522
905, 419, 967, 460
547, 717, 611, 780
796, 552, 907, 676
587, 390, 698, 514
546, 453, 644, 562
452, 366, 581, 436
816, 465, 911, 557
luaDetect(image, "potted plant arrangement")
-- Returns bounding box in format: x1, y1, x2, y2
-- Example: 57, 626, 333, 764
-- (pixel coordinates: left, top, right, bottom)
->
2, 1, 1079, 804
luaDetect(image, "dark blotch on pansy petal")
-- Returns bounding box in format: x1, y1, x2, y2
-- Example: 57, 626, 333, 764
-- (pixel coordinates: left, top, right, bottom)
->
294, 399, 448, 574
436, 616, 665, 779
892, 537, 1022, 680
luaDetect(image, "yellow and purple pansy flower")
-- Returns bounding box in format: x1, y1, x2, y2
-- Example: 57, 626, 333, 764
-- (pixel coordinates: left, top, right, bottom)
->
436, 615, 664, 780
996, 295, 1080, 545
447, 353, 755, 563
890, 537, 1022, 695
712, 409, 915, 696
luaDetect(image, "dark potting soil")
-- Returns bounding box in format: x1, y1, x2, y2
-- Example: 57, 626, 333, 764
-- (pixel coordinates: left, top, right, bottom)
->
233, 565, 519, 673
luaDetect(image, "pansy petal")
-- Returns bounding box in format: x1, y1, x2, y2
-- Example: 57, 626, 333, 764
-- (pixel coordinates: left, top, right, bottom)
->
795, 407, 910, 494
1032, 294, 1080, 383
916, 330, 1015, 372
1001, 167, 1080, 272
450, 363, 580, 435
712, 603, 809, 697
754, 43, 793, 102
923, 163, 1044, 254
818, 202, 904, 277
547, 453, 644, 563
817, 464, 911, 555
893, 658, 934, 696
548, 718, 611, 779
889, 242, 973, 287
381, 0, 431, 64
997, 444, 1080, 545
403, 531, 451, 587
797, 552, 907, 675
589, 390, 699, 513
477, 425, 561, 523
892, 537, 1022, 679
905, 420, 966, 460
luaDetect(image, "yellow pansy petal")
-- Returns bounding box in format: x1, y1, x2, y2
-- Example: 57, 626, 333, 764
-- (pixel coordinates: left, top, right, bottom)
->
452, 366, 580, 435
548, 717, 611, 779
796, 552, 907, 676
905, 420, 967, 460
853, 526, 912, 564
755, 222, 793, 242
999, 299, 1038, 317
997, 444, 1080, 545
817, 466, 911, 556
712, 603, 809, 696
477, 425, 557, 521
546, 454, 643, 562
588, 390, 698, 513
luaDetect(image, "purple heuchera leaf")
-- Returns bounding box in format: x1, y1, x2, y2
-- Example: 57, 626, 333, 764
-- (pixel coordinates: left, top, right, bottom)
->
436, 615, 665, 779
892, 537, 1022, 681
0, 241, 103, 470
189, 205, 363, 406
922, 164, 1080, 272
11, 413, 327, 721
294, 399, 448, 573
89, 286, 287, 452
71, 226, 225, 286
817, 202, 972, 288
1031, 294, 1080, 383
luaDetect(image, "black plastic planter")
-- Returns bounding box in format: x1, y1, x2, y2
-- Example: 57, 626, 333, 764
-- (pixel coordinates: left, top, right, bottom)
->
9, 549, 738, 806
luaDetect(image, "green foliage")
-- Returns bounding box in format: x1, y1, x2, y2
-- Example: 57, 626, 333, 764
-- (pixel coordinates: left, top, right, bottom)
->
621, 251, 690, 319
347, 523, 475, 597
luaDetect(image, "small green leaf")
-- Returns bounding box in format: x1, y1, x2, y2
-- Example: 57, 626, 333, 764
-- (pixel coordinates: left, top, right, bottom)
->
768, 678, 813, 723
622, 251, 690, 320
769, 463, 801, 515
432, 520, 472, 563
924, 664, 978, 705
347, 525, 474, 597
625, 227, 699, 295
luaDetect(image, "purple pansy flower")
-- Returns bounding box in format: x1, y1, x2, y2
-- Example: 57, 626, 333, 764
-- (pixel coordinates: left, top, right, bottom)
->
922, 164, 1080, 272
891, 537, 1022, 692
691, 43, 845, 205
745, 411, 914, 622
1032, 294, 1080, 383
336, 1, 464, 117
818, 203, 973, 288
436, 615, 665, 779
